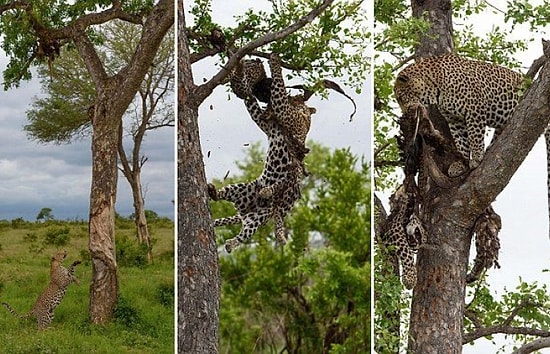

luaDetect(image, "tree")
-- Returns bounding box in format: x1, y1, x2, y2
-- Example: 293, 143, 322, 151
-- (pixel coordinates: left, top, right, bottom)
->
0, 0, 174, 324
179, 0, 368, 351
36, 207, 54, 222
214, 143, 370, 353
25, 21, 174, 264
374, 0, 550, 352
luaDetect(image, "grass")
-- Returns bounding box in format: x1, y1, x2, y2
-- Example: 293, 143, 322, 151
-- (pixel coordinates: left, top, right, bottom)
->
0, 218, 174, 354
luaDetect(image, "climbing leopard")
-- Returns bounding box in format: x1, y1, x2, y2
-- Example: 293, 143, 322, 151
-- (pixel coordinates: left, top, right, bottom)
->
209, 54, 315, 253
394, 55, 524, 176
2, 251, 81, 329
379, 185, 427, 289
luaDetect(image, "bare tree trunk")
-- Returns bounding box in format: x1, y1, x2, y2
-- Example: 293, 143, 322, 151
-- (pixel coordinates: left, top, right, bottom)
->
119, 138, 153, 263
88, 87, 122, 324
132, 172, 152, 262
407, 1, 464, 351
178, 2, 220, 352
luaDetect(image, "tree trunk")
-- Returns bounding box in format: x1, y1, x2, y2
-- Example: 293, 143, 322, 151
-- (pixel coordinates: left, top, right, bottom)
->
407, 0, 463, 351
88, 85, 122, 324
132, 172, 152, 263
178, 3, 220, 352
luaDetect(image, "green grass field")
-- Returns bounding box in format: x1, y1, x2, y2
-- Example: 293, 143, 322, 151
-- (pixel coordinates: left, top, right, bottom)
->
0, 218, 174, 354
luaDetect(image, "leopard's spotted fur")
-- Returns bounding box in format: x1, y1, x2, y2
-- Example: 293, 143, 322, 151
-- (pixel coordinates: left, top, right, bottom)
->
2, 251, 81, 329
394, 55, 524, 176
379, 185, 427, 289
210, 53, 315, 253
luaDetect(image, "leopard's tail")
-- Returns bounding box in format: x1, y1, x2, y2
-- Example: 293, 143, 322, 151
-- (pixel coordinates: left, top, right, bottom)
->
2, 302, 30, 319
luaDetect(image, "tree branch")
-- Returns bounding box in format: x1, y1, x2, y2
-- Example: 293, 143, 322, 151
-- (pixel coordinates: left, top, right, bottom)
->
192, 0, 334, 105
464, 325, 550, 344
463, 299, 549, 343
512, 337, 550, 354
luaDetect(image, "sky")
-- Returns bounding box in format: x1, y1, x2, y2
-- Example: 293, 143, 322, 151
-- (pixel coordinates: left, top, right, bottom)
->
0, 53, 174, 221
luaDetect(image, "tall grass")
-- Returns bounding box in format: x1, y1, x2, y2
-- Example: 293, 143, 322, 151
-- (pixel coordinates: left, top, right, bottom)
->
0, 218, 174, 353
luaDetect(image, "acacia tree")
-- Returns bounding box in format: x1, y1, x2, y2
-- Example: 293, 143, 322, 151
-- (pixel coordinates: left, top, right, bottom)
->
0, 0, 174, 323
374, 0, 550, 352
179, 0, 368, 351
25, 21, 175, 263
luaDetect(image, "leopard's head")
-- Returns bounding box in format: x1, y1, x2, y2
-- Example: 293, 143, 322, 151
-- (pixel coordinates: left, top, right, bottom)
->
394, 69, 437, 113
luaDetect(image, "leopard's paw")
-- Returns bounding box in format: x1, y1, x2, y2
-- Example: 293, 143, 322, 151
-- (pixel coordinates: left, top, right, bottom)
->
225, 238, 241, 253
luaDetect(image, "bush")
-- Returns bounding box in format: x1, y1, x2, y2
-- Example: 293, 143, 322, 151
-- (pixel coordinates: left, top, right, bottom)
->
116, 235, 149, 268
24, 232, 38, 243
155, 282, 174, 308
114, 296, 142, 329
43, 226, 71, 246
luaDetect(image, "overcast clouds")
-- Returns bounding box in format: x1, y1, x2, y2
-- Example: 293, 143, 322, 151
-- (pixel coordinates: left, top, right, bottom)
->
0, 55, 174, 221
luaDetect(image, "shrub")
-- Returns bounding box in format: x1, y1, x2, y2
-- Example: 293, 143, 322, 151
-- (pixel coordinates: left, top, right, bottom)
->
43, 226, 71, 246
114, 296, 142, 329
24, 232, 38, 243
116, 235, 149, 268
155, 282, 174, 308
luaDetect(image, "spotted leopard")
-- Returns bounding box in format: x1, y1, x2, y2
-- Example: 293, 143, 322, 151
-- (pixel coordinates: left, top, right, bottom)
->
394, 55, 524, 176
209, 54, 315, 253
379, 185, 427, 289
2, 251, 81, 329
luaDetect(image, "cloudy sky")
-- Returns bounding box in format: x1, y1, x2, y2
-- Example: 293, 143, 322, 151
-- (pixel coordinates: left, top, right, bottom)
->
0, 54, 174, 221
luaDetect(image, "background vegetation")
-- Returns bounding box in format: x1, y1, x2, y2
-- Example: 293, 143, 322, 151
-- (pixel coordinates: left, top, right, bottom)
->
0, 215, 174, 353
210, 142, 370, 353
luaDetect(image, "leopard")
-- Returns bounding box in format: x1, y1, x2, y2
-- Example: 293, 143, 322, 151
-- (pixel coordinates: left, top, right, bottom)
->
393, 54, 524, 177
209, 53, 315, 253
2, 251, 81, 329
379, 185, 427, 289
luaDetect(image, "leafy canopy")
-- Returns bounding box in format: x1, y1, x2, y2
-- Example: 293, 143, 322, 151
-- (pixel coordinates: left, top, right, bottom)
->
211, 142, 370, 353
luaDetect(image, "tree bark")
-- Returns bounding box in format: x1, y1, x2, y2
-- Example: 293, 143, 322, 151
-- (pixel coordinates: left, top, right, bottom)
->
178, 4, 220, 352
406, 0, 550, 352
88, 82, 122, 324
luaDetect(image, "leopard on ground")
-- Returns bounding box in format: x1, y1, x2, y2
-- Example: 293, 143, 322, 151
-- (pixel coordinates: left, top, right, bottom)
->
209, 53, 315, 253
379, 185, 427, 289
394, 55, 524, 176
2, 251, 81, 329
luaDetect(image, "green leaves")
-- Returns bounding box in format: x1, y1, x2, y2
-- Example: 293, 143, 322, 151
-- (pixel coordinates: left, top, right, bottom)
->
188, 0, 370, 93
0, 0, 155, 89
214, 142, 370, 353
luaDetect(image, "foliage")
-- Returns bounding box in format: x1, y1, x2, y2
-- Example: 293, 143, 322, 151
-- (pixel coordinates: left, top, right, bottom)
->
155, 282, 175, 308
116, 234, 153, 268
187, 0, 370, 93
213, 142, 370, 353
36, 208, 55, 222
43, 226, 71, 247
373, 244, 410, 352
25, 20, 174, 144
464, 277, 550, 352
0, 0, 155, 89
